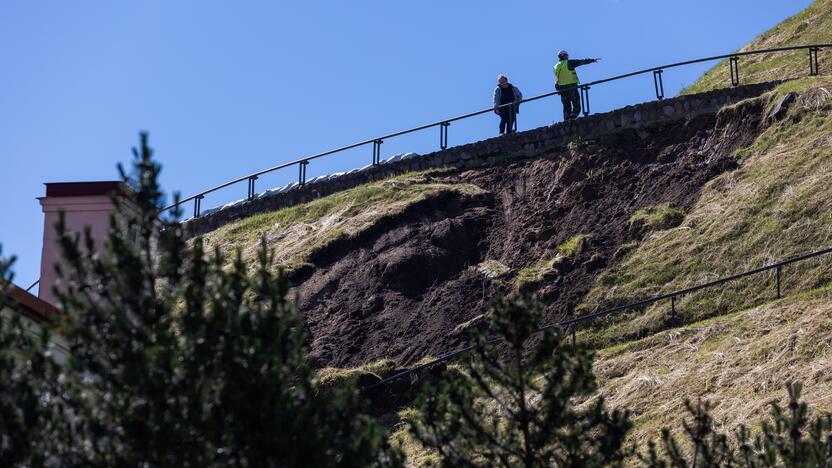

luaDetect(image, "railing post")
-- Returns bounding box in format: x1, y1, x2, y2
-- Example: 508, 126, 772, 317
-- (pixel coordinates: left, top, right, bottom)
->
439, 122, 450, 150
580, 85, 591, 117
193, 195, 203, 218
776, 265, 781, 299
730, 56, 740, 87
653, 69, 665, 100
247, 176, 258, 201
809, 47, 820, 76
671, 295, 676, 322
372, 139, 383, 165
298, 160, 308, 185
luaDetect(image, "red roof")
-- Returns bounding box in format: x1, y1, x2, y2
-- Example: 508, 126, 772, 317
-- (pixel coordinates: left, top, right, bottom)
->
6, 284, 61, 324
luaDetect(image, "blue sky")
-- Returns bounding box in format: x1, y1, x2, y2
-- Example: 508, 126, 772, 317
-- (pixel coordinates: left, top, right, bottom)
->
0, 0, 813, 291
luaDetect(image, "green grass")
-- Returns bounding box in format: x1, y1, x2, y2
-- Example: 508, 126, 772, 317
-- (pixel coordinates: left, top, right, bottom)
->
567, 136, 593, 151
199, 170, 486, 273
514, 235, 585, 289
578, 80, 832, 348
515, 257, 555, 289
557, 234, 585, 257
681, 0, 832, 95
629, 203, 686, 231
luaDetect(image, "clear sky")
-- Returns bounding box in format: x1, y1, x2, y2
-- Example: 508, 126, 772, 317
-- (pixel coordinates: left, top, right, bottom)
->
0, 0, 814, 292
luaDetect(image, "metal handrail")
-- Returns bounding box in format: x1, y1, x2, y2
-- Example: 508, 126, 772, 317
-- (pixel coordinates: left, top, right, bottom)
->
166, 44, 830, 217
363, 245, 832, 391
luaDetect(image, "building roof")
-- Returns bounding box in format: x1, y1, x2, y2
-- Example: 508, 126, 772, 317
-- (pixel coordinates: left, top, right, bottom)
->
5, 283, 61, 324
44, 181, 128, 198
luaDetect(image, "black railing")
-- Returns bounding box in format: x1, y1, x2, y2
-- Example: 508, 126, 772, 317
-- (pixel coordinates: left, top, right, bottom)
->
166, 44, 830, 218
25, 279, 40, 293
363, 245, 832, 391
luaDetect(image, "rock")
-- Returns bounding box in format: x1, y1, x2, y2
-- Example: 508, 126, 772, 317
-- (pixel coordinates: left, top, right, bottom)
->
277, 182, 298, 193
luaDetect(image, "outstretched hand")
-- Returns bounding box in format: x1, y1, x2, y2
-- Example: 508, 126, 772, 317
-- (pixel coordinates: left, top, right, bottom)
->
594, 58, 602, 62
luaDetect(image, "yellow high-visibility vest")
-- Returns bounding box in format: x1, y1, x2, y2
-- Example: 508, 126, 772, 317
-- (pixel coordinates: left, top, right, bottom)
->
554, 60, 579, 87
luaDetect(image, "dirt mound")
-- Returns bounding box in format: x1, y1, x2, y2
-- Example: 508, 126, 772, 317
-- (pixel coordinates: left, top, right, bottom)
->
294, 97, 769, 368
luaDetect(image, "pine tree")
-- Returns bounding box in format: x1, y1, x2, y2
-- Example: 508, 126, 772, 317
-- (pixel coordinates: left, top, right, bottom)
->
408, 294, 631, 467
0, 251, 65, 467
640, 382, 832, 467
0, 132, 400, 467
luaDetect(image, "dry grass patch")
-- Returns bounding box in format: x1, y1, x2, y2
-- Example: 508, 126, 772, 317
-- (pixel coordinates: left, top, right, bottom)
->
590, 287, 832, 450
682, 0, 832, 95
317, 357, 399, 389
474, 259, 511, 279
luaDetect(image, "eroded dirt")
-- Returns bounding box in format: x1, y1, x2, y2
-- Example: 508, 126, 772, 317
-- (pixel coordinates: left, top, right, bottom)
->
293, 98, 769, 368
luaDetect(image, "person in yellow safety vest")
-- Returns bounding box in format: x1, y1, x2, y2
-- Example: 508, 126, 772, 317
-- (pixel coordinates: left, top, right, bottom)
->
554, 50, 600, 120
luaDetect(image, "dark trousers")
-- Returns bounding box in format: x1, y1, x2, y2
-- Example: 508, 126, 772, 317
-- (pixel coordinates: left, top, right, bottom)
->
498, 106, 517, 134
559, 86, 581, 120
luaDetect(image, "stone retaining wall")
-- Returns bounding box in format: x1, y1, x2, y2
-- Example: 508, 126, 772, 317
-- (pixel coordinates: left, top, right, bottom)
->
184, 81, 779, 237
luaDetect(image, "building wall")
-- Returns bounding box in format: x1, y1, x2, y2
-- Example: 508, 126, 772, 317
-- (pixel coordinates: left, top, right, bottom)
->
1, 292, 68, 365
38, 186, 124, 307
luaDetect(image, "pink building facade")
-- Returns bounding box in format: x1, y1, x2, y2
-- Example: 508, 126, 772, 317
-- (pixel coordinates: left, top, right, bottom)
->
37, 181, 127, 307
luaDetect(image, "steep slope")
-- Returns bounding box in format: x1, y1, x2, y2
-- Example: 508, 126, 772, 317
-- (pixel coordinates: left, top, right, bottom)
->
389, 286, 832, 464
382, 5, 832, 460
579, 78, 832, 347
200, 96, 772, 368
574, 3, 832, 449
682, 0, 831, 94
199, 172, 487, 274
191, 2, 832, 461
592, 285, 832, 448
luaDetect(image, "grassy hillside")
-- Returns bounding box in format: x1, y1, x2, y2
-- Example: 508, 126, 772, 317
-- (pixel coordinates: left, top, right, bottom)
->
349, 4, 832, 464
593, 285, 832, 448
199, 170, 485, 273
682, 0, 831, 94
579, 78, 832, 346
389, 286, 832, 464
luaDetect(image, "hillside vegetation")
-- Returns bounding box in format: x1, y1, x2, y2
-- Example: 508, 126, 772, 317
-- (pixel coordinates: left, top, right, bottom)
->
682, 0, 831, 94
199, 171, 484, 273
592, 285, 832, 449
387, 3, 832, 461
573, 2, 832, 451
390, 284, 832, 464
579, 78, 832, 347
189, 2, 832, 461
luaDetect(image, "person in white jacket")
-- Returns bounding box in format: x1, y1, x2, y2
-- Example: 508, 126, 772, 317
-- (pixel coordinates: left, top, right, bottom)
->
493, 74, 523, 135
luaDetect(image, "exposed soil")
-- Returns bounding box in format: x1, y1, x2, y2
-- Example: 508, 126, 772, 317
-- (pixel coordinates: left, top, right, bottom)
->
292, 97, 769, 369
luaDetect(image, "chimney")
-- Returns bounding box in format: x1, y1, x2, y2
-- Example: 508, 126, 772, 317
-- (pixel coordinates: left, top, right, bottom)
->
38, 181, 128, 307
